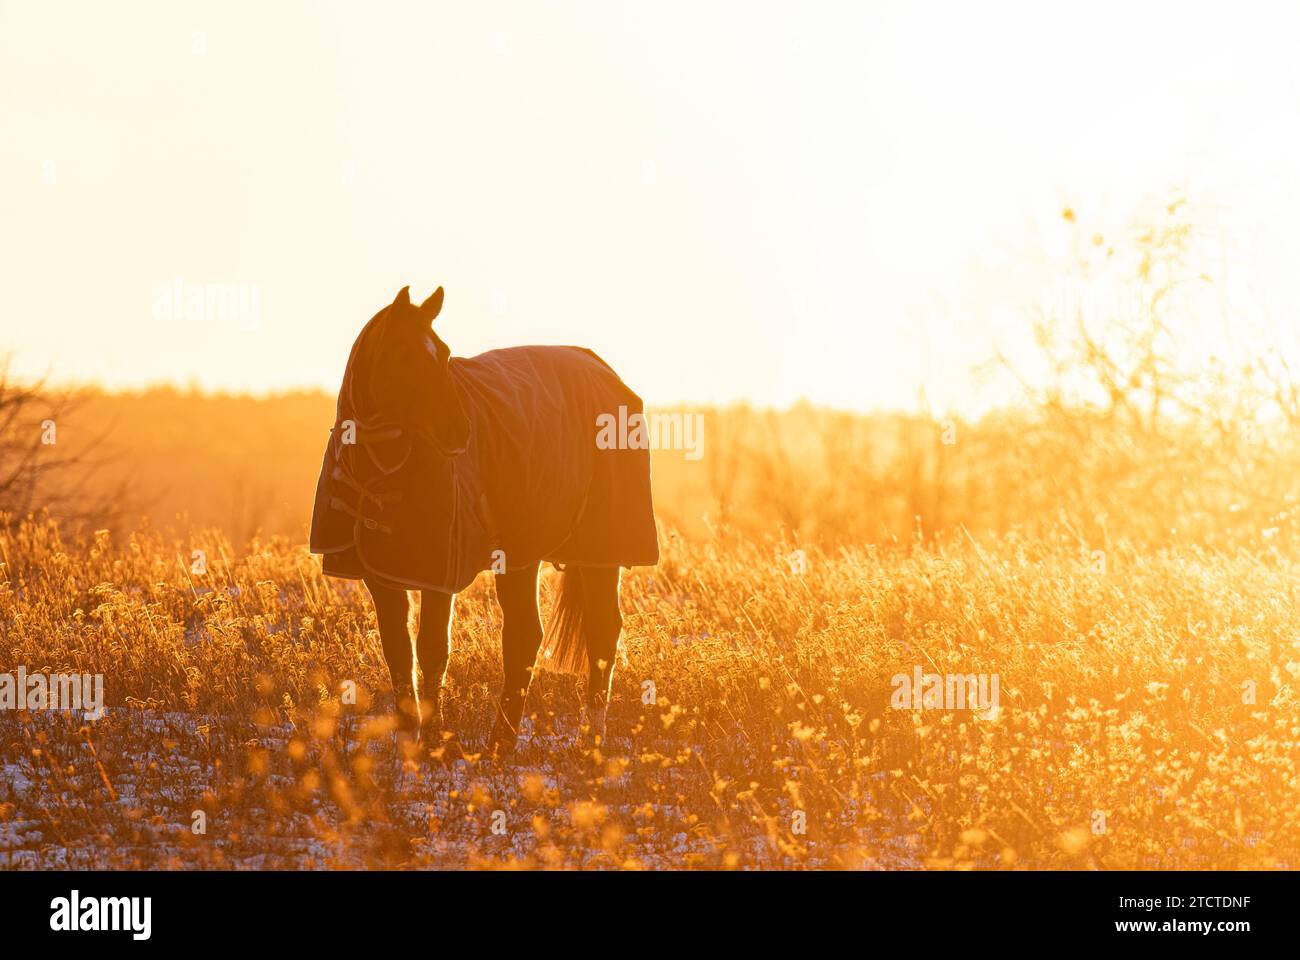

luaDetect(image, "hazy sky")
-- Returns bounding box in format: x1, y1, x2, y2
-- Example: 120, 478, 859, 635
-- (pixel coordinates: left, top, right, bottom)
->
4, 0, 1300, 412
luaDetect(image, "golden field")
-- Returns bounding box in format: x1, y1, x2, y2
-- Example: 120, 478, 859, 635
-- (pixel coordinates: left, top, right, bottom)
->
4, 206, 1300, 869
2, 383, 1299, 869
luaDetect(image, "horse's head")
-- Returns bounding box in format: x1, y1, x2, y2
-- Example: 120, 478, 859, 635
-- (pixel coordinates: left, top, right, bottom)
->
353, 285, 470, 454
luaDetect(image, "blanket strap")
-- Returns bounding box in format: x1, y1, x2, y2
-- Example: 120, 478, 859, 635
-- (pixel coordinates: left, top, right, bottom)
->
331, 465, 402, 507
328, 495, 393, 534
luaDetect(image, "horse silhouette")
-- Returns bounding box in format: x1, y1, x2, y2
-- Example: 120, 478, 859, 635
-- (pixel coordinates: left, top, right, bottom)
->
309, 285, 659, 752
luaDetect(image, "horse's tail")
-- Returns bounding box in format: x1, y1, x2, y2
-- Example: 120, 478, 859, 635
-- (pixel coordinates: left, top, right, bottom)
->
537, 566, 589, 674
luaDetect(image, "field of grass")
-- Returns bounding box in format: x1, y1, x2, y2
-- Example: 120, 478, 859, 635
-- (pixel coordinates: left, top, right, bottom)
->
3, 513, 1297, 869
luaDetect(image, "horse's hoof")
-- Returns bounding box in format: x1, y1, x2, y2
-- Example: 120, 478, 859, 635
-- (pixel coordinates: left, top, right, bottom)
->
418, 714, 443, 744
581, 705, 607, 748
488, 723, 519, 759
394, 694, 420, 733
393, 730, 422, 765
429, 735, 464, 765
418, 695, 441, 731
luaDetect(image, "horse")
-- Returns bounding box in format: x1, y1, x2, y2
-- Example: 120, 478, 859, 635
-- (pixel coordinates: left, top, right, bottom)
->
309, 285, 659, 753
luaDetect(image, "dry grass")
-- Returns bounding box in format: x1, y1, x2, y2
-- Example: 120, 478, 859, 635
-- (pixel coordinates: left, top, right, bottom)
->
4, 156, 1294, 874
2, 515, 1297, 869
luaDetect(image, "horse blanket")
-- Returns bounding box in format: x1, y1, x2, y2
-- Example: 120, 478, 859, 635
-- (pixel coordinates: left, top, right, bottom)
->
309, 342, 660, 592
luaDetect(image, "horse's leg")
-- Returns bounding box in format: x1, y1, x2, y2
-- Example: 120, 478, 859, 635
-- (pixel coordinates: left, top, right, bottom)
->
364, 577, 417, 734
415, 589, 453, 741
580, 566, 623, 744
489, 561, 542, 753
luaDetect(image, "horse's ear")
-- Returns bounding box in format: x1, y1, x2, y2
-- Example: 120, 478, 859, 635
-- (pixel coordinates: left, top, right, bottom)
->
392, 286, 411, 309
419, 286, 444, 323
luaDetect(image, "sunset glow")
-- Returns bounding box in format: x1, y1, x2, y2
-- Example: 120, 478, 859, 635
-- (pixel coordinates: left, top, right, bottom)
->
5, 1, 1300, 412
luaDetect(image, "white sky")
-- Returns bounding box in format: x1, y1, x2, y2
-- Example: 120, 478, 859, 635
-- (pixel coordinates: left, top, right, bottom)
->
3, 0, 1300, 413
